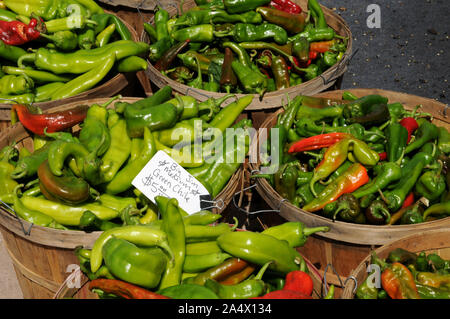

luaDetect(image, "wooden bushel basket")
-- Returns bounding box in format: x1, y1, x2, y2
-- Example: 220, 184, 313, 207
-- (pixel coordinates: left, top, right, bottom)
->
0, 12, 151, 127
249, 89, 450, 296
141, 0, 353, 111
52, 255, 328, 299
0, 97, 241, 299
341, 228, 450, 299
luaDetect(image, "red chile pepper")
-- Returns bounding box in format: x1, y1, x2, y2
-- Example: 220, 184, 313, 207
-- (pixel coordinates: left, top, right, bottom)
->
283, 270, 314, 296
269, 0, 302, 14
11, 104, 88, 136
288, 132, 351, 153
378, 152, 387, 161
89, 279, 170, 299
401, 192, 414, 208
399, 117, 419, 143
0, 18, 43, 45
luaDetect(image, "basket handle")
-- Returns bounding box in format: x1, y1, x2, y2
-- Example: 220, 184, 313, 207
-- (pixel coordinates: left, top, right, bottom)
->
0, 199, 34, 236
232, 182, 288, 215
322, 263, 358, 296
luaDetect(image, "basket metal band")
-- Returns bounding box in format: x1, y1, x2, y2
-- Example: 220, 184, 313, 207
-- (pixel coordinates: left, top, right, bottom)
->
0, 199, 33, 236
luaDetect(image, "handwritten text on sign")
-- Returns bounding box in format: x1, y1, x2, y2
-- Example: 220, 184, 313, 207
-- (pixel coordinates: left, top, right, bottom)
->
132, 151, 210, 214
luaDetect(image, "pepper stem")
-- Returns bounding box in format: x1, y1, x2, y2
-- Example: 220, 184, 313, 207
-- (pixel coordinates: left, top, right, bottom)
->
378, 206, 391, 224
17, 53, 36, 69
255, 261, 273, 280
303, 226, 330, 236
99, 95, 122, 108
230, 217, 239, 231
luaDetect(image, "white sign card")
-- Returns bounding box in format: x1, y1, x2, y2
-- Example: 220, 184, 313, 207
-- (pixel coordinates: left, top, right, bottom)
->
132, 150, 211, 214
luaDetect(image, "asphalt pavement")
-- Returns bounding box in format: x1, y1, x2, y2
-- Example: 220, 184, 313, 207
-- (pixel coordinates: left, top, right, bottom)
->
321, 0, 449, 105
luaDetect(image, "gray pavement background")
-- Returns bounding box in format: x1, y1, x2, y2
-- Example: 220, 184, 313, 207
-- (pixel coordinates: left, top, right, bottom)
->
321, 0, 449, 105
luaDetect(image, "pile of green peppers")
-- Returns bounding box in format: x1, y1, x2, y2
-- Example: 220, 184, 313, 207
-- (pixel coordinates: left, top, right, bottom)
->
145, 0, 348, 96
357, 248, 450, 299
75, 198, 329, 299
257, 91, 450, 225
0, 86, 254, 230
0, 0, 149, 104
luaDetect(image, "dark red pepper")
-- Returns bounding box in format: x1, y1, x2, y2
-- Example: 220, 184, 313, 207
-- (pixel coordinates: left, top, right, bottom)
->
399, 117, 419, 143
401, 192, 414, 208
378, 152, 387, 161
269, 0, 302, 14
154, 39, 190, 71
11, 104, 88, 135
0, 18, 44, 45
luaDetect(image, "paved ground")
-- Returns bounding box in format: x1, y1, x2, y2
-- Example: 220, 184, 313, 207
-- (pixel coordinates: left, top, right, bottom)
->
321, 0, 449, 105
0, 0, 449, 299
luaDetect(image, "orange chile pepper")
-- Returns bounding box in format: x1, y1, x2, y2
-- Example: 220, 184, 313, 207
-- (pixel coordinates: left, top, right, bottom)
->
381, 262, 420, 299
89, 279, 170, 299
309, 40, 335, 53
302, 163, 369, 212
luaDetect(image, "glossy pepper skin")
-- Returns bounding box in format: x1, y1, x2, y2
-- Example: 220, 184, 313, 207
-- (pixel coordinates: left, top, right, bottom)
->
219, 47, 237, 93
37, 159, 90, 205
223, 0, 271, 13
105, 126, 156, 195
256, 7, 305, 34
405, 121, 439, 155
204, 261, 272, 299
0, 74, 33, 95
332, 193, 364, 223
262, 222, 329, 247
11, 104, 88, 136
89, 279, 170, 299
224, 23, 288, 45
103, 237, 167, 289
303, 163, 370, 213
0, 18, 42, 45
415, 164, 446, 201
385, 122, 408, 163
90, 224, 174, 273
352, 162, 402, 199
158, 283, 219, 299
217, 231, 307, 275
271, 54, 290, 90
365, 200, 391, 225
381, 262, 420, 299
99, 119, 132, 183
156, 197, 186, 290
11, 185, 65, 229
437, 127, 450, 154
384, 152, 433, 212
20, 194, 119, 226
0, 147, 18, 204
11, 142, 52, 179
172, 24, 214, 43
176, 8, 262, 26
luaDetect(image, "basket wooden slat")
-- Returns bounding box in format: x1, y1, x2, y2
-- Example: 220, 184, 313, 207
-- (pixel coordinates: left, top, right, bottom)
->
142, 0, 353, 110
341, 229, 450, 299
0, 97, 241, 298
249, 89, 450, 295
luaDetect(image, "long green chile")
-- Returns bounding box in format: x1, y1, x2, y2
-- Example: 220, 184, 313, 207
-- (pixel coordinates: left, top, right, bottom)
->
352, 162, 402, 199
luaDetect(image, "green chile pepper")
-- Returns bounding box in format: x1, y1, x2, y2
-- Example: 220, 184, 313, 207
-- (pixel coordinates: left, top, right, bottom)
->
352, 162, 402, 199
40, 30, 78, 52
0, 74, 33, 95
99, 119, 131, 183
437, 126, 450, 154
204, 261, 272, 299
20, 195, 119, 226
405, 121, 439, 155
217, 231, 307, 275
156, 197, 186, 289
103, 237, 166, 289
11, 185, 66, 229
105, 126, 156, 195
183, 252, 232, 273
222, 23, 288, 45
385, 122, 408, 163
384, 152, 433, 212
415, 163, 446, 201
158, 283, 219, 299
223, 0, 271, 14
262, 222, 329, 248
124, 102, 178, 138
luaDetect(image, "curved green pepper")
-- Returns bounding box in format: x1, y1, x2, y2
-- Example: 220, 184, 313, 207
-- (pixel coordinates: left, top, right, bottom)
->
217, 231, 307, 275
158, 283, 219, 299
352, 162, 402, 199
103, 237, 166, 289
105, 126, 156, 195
262, 221, 329, 248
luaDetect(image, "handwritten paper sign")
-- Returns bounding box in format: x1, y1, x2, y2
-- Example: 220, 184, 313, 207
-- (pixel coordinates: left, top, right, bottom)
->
132, 151, 211, 214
